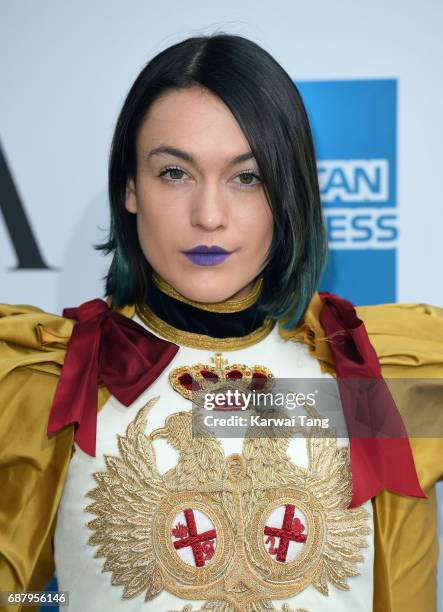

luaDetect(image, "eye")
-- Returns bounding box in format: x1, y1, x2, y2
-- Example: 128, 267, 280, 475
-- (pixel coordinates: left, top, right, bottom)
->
234, 171, 262, 188
159, 165, 188, 181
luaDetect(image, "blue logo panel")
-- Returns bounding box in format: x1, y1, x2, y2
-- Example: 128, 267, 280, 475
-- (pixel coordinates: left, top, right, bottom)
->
297, 80, 397, 305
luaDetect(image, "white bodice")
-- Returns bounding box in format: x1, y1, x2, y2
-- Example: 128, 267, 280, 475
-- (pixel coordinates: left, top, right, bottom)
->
54, 314, 374, 612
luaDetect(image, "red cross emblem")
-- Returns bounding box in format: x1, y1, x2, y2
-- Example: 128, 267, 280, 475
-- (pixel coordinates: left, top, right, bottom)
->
264, 504, 307, 562
172, 508, 216, 567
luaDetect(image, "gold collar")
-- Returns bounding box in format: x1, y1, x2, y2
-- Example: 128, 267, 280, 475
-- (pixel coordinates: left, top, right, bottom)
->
135, 303, 275, 351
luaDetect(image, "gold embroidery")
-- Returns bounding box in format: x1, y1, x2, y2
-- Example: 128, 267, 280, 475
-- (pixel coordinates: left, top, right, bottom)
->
85, 398, 370, 612
169, 352, 275, 404
152, 272, 264, 313
166, 604, 309, 611
135, 304, 276, 351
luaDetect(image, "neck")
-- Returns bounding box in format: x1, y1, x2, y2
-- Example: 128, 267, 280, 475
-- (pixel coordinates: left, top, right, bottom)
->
135, 272, 275, 350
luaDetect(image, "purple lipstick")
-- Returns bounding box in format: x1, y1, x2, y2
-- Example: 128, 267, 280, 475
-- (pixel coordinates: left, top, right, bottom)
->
183, 244, 232, 266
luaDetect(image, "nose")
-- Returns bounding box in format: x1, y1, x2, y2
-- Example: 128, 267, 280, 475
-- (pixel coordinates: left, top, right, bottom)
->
190, 180, 228, 230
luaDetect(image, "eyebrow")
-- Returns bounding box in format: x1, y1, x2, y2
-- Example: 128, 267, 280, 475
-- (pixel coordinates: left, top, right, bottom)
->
144, 145, 256, 167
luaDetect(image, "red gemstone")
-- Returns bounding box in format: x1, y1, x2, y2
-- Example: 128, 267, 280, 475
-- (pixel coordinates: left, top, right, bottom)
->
201, 370, 219, 380
250, 372, 268, 390
178, 373, 194, 390
227, 370, 243, 379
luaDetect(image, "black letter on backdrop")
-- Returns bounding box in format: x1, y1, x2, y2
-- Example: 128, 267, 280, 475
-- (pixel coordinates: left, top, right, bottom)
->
0, 143, 52, 269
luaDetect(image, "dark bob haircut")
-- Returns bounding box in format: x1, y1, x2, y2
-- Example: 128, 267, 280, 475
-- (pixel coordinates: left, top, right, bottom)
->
95, 32, 328, 329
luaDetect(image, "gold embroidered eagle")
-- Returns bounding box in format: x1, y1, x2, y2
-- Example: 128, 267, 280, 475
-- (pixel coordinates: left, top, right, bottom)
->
85, 396, 370, 612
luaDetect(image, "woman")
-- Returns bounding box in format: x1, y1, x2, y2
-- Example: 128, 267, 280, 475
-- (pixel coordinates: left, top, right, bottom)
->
0, 33, 442, 612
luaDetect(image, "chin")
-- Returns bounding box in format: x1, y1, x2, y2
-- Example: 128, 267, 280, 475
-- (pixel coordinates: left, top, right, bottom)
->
182, 285, 235, 304
175, 272, 241, 304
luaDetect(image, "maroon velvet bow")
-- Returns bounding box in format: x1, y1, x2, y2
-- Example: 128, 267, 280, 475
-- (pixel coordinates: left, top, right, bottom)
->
47, 299, 179, 456
319, 291, 426, 508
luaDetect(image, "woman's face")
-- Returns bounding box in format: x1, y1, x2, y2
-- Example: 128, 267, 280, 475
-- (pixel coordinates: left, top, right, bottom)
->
125, 86, 273, 303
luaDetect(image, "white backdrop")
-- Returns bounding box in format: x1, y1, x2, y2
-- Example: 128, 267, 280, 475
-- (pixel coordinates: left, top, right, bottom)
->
1, 0, 442, 608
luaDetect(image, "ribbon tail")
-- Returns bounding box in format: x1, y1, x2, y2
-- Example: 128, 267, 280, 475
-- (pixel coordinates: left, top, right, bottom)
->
47, 320, 101, 457
348, 437, 426, 508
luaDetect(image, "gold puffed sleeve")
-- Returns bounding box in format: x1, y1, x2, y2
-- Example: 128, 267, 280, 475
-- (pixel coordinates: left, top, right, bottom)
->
280, 296, 443, 611
355, 302, 443, 612
0, 303, 111, 612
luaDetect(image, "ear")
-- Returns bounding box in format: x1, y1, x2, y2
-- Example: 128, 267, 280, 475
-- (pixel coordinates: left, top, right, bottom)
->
125, 178, 137, 214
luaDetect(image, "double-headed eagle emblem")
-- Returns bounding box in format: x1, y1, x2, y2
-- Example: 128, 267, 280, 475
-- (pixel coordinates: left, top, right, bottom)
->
85, 355, 370, 612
